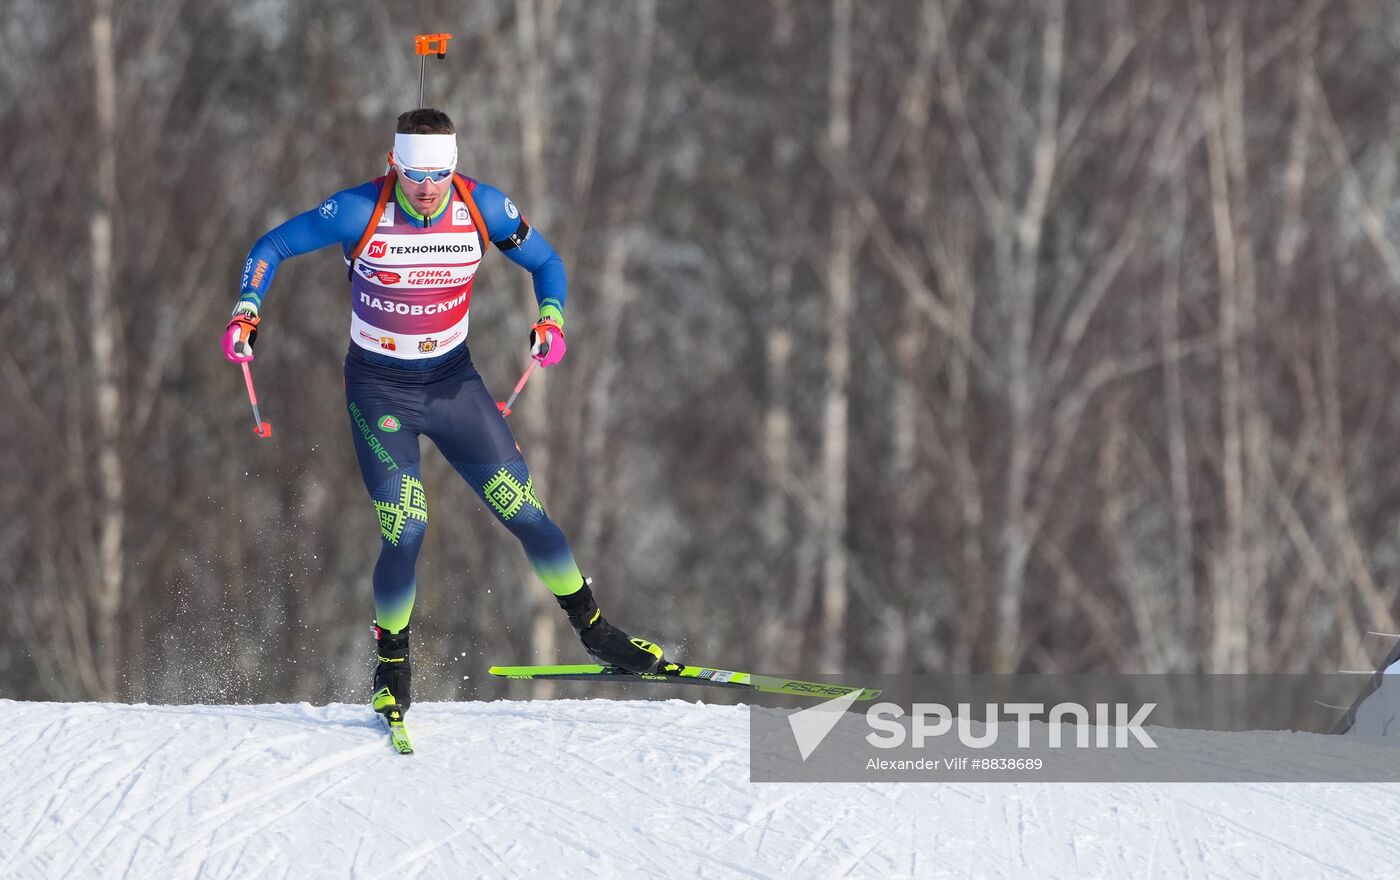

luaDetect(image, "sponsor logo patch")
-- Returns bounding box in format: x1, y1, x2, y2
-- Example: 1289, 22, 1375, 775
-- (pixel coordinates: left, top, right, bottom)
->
367, 240, 388, 259
782, 681, 857, 697
379, 204, 395, 226
406, 268, 471, 285
359, 290, 469, 317
375, 271, 402, 284
349, 403, 398, 471
453, 203, 471, 225
384, 243, 474, 255
379, 336, 397, 351
248, 259, 269, 290
504, 198, 519, 220
418, 339, 438, 354
319, 198, 338, 219
356, 263, 378, 279
378, 415, 402, 433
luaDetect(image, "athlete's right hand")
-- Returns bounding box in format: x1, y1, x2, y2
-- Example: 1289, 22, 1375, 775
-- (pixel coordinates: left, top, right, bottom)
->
222, 303, 261, 363
529, 317, 565, 367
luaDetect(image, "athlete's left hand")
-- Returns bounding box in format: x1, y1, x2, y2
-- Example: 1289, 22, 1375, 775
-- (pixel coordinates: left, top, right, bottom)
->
530, 318, 566, 367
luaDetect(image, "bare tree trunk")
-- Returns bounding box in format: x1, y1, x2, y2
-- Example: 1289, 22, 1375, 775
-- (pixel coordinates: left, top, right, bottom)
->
819, 0, 855, 672
90, 0, 125, 699
760, 245, 798, 670
1193, 1, 1249, 673
1161, 181, 1197, 669
1097, 391, 1167, 671
758, 3, 802, 672
514, 0, 560, 681
944, 238, 986, 674
1316, 271, 1397, 639
884, 0, 941, 675
885, 294, 918, 674
996, 0, 1065, 673
576, 3, 658, 563
1217, 9, 1270, 674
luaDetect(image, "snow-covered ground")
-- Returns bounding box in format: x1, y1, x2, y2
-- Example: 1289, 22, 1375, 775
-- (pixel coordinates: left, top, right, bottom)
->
4, 697, 1398, 879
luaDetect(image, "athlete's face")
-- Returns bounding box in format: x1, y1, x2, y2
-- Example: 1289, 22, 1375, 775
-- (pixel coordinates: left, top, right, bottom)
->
398, 167, 453, 217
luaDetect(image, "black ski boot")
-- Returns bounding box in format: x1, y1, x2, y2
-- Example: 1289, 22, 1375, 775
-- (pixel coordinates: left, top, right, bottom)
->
372, 623, 412, 718
556, 578, 663, 674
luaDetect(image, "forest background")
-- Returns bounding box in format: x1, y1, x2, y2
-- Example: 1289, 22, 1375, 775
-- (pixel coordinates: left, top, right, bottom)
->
5, 0, 1400, 704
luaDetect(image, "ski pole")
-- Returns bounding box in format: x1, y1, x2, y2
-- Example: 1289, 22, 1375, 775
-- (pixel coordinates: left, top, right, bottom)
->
496, 358, 538, 418
240, 361, 272, 438
414, 33, 453, 106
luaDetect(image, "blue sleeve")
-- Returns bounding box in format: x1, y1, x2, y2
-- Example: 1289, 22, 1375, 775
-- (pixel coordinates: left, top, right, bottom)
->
472, 181, 567, 319
234, 181, 381, 313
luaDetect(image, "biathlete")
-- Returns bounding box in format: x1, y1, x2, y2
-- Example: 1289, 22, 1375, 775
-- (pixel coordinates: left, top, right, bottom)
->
223, 108, 665, 721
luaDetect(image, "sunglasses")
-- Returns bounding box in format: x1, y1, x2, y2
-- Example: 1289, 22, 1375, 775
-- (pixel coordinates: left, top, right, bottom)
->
398, 166, 454, 184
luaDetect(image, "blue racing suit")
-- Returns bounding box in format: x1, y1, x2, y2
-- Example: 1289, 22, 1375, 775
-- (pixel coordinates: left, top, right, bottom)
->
236, 176, 583, 633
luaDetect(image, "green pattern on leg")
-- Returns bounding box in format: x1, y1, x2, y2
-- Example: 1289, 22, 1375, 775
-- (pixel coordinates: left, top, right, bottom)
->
374, 475, 428, 546
483, 467, 543, 521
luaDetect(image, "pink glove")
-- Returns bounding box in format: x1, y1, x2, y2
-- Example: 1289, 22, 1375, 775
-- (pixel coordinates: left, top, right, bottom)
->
223, 306, 260, 363
530, 318, 566, 367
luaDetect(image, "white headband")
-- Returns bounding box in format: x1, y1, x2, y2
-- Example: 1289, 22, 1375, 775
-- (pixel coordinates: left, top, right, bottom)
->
393, 133, 458, 170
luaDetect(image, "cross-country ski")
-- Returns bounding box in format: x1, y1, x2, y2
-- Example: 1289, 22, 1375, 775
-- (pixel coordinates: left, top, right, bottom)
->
489, 661, 882, 701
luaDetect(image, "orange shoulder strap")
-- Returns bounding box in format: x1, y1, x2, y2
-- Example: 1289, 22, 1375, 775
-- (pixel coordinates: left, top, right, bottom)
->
350, 173, 396, 262
452, 173, 491, 255
350, 173, 489, 260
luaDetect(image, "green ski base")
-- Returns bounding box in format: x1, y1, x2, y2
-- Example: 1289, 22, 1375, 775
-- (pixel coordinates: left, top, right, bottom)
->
488, 662, 881, 702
